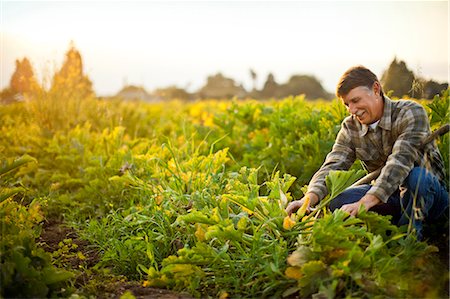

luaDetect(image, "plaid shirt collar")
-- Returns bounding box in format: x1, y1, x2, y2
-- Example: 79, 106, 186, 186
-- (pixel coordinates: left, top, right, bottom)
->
359, 96, 393, 137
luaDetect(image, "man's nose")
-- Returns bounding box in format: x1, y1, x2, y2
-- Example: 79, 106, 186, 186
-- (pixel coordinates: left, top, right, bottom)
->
348, 103, 357, 115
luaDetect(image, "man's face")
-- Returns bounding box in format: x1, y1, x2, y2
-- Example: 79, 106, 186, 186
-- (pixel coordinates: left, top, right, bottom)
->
342, 84, 384, 125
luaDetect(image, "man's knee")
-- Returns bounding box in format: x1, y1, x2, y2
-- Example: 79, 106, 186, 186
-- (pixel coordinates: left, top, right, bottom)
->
329, 194, 346, 211
405, 167, 441, 198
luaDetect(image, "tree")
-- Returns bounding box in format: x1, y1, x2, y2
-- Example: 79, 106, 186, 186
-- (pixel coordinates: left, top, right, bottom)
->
197, 73, 246, 99
0, 57, 41, 103
280, 75, 331, 100
10, 58, 41, 95
422, 80, 448, 99
50, 42, 94, 99
258, 73, 332, 100
249, 68, 257, 92
260, 73, 279, 99
381, 58, 415, 97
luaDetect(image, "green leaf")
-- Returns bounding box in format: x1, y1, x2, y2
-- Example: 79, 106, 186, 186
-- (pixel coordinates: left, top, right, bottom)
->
326, 170, 366, 200
120, 291, 137, 299
176, 210, 216, 225
0, 187, 25, 203
365, 235, 383, 255
42, 267, 74, 285
427, 90, 449, 127
301, 260, 327, 277
282, 286, 301, 298
315, 169, 366, 210
0, 154, 37, 177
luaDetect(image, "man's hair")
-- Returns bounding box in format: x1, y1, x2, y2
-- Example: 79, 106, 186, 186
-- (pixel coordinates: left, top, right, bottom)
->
336, 66, 383, 98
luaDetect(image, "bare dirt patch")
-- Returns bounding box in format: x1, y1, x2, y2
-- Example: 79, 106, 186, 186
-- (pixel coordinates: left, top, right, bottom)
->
38, 219, 193, 299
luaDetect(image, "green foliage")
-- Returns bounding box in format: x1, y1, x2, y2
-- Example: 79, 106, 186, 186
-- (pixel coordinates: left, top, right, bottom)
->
0, 198, 73, 297
0, 154, 37, 178
285, 169, 446, 298
210, 97, 344, 196
322, 169, 366, 206
0, 155, 37, 203
428, 89, 450, 127
0, 156, 74, 297
0, 90, 448, 298
287, 209, 443, 298
140, 167, 300, 298
427, 89, 450, 178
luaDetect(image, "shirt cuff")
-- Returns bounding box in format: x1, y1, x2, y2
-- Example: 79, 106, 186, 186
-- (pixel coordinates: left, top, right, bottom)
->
307, 185, 328, 202
366, 185, 389, 203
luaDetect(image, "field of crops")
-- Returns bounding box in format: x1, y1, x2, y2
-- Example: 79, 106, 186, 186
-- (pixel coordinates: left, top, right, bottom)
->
1, 90, 449, 298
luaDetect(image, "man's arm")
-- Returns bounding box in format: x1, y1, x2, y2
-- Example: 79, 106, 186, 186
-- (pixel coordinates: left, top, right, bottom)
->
307, 118, 356, 201
286, 119, 356, 215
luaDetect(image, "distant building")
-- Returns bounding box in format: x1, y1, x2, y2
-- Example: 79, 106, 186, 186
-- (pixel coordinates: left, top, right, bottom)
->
114, 85, 161, 102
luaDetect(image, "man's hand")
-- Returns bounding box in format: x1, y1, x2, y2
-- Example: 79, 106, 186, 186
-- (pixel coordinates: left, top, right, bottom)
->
340, 194, 381, 216
285, 193, 319, 216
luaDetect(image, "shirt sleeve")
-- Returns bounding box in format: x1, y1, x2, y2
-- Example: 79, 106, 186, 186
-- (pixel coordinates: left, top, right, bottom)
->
307, 119, 356, 201
366, 104, 429, 202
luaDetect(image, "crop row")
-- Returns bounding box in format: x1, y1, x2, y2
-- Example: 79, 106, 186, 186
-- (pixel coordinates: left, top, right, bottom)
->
1, 91, 448, 297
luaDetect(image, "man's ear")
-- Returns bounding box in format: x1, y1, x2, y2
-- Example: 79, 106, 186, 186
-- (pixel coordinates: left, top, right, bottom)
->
372, 82, 381, 96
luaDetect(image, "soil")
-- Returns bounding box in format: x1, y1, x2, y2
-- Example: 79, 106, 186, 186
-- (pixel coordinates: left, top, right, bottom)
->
38, 219, 100, 268
38, 219, 194, 299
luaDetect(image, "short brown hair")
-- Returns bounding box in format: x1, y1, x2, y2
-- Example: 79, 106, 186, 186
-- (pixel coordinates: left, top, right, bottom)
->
336, 66, 383, 98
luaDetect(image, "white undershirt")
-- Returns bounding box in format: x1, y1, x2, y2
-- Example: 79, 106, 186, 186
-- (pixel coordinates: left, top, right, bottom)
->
369, 120, 380, 130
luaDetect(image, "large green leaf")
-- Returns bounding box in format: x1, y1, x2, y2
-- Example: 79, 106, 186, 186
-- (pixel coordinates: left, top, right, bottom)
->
325, 169, 367, 200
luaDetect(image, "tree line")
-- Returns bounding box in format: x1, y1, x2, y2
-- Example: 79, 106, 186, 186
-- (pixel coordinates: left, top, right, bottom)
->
1, 44, 447, 104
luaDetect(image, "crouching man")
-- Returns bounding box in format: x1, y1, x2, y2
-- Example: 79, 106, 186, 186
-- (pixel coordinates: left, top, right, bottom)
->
286, 66, 448, 239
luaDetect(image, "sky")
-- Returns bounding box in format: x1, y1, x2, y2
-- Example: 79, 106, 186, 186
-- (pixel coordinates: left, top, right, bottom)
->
1, 0, 449, 96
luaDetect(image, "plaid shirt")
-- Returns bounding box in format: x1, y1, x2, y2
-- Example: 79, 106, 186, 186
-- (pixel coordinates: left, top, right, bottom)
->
308, 96, 446, 203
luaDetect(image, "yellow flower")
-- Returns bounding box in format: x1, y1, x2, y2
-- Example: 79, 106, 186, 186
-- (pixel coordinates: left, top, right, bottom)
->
181, 171, 191, 184
202, 112, 214, 127
301, 215, 315, 231
285, 266, 302, 279
218, 102, 228, 111
155, 194, 163, 205
189, 105, 202, 117
219, 290, 229, 299
296, 195, 310, 218
167, 159, 177, 172
283, 215, 296, 230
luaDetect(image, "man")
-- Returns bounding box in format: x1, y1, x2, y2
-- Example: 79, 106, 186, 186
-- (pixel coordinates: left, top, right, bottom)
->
286, 66, 448, 239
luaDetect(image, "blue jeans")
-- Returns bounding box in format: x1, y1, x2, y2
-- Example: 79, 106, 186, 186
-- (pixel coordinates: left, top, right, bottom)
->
329, 167, 449, 239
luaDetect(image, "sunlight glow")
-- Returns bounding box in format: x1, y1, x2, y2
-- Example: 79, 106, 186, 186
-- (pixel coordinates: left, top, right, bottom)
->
2, 1, 448, 95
